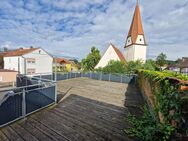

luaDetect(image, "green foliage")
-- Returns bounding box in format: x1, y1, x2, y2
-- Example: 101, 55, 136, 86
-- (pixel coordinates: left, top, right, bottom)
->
143, 59, 160, 71
125, 60, 143, 73
156, 53, 167, 67
97, 60, 127, 73
125, 106, 175, 141
81, 47, 101, 71
137, 70, 188, 136
95, 59, 160, 74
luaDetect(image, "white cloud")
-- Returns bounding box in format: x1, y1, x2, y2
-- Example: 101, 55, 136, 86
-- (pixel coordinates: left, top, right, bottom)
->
0, 0, 187, 60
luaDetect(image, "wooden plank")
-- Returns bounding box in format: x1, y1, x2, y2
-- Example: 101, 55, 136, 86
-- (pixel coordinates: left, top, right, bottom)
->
59, 96, 128, 120
26, 118, 69, 141
56, 103, 129, 130
30, 110, 86, 141
61, 94, 128, 114
18, 119, 55, 141
34, 109, 105, 141
10, 123, 39, 141
52, 108, 132, 141
54, 107, 129, 141
0, 130, 9, 141
1, 126, 24, 141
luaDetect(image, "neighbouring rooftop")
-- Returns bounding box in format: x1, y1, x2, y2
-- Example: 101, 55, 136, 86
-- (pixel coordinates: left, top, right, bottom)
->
0, 78, 144, 141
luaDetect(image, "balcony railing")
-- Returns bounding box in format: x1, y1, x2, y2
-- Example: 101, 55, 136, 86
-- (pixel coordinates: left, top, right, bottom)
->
0, 74, 56, 128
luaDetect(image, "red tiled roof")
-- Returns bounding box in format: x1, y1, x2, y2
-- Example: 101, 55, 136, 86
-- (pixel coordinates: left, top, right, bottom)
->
54, 58, 71, 64
110, 43, 126, 63
4, 48, 39, 57
125, 1, 146, 47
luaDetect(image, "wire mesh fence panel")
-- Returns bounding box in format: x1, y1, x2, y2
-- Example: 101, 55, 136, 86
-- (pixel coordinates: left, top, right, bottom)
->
110, 74, 121, 82
0, 93, 22, 126
82, 72, 90, 78
91, 73, 101, 80
57, 73, 68, 80
121, 75, 133, 83
17, 75, 39, 87
75, 72, 81, 78
101, 73, 110, 81
26, 86, 55, 114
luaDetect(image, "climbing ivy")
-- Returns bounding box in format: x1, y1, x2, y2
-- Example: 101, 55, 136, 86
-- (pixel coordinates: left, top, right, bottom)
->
126, 70, 188, 140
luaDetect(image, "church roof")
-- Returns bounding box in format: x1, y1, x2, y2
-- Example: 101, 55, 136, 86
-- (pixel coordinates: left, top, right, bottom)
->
126, 1, 146, 46
110, 43, 126, 63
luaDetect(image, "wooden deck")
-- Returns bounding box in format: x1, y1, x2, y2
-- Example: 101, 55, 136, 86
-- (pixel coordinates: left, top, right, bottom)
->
0, 78, 144, 141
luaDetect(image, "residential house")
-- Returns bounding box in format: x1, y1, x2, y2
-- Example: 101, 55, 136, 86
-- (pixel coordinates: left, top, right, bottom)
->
54, 58, 78, 72
168, 57, 188, 74
3, 47, 53, 75
176, 57, 188, 74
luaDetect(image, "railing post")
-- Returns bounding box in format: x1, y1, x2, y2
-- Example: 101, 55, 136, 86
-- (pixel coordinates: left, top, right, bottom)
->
22, 88, 26, 118
55, 83, 57, 103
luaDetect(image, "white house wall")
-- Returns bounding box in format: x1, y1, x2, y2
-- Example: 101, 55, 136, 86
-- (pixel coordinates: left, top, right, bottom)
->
95, 45, 121, 69
4, 56, 19, 71
23, 48, 53, 74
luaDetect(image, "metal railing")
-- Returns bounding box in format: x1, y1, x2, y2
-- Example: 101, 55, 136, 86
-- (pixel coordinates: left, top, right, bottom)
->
0, 74, 56, 128
36, 72, 136, 84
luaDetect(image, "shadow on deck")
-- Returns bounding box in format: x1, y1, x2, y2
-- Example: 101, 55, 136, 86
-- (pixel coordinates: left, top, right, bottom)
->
0, 78, 144, 141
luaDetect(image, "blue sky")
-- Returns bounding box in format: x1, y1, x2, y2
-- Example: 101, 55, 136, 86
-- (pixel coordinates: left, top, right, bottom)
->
0, 0, 187, 60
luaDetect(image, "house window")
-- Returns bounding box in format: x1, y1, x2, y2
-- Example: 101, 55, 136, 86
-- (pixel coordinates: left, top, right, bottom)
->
27, 58, 36, 64
140, 38, 142, 41
9, 58, 11, 63
27, 68, 35, 74
39, 50, 41, 54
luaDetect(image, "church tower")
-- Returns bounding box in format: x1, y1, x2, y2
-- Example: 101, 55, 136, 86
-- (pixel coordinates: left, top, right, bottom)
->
124, 1, 147, 62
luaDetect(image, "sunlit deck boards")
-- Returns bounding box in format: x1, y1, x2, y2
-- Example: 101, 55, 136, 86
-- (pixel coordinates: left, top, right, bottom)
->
0, 78, 144, 141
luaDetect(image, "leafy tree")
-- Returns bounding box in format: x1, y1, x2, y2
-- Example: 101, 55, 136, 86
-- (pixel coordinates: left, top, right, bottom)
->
156, 53, 167, 68
125, 60, 143, 73
99, 60, 127, 73
81, 47, 101, 71
143, 59, 159, 71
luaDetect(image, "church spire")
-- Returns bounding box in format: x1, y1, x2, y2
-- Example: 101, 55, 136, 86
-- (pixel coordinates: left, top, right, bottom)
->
125, 0, 146, 47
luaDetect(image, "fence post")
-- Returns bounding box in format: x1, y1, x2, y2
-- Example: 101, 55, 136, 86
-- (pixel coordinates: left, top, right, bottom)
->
22, 88, 26, 118
66, 73, 69, 79
90, 72, 92, 79
109, 73, 111, 81
100, 72, 102, 80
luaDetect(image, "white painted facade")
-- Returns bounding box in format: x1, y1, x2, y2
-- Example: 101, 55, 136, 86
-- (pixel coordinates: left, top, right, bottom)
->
124, 35, 147, 63
4, 48, 53, 75
95, 44, 122, 69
